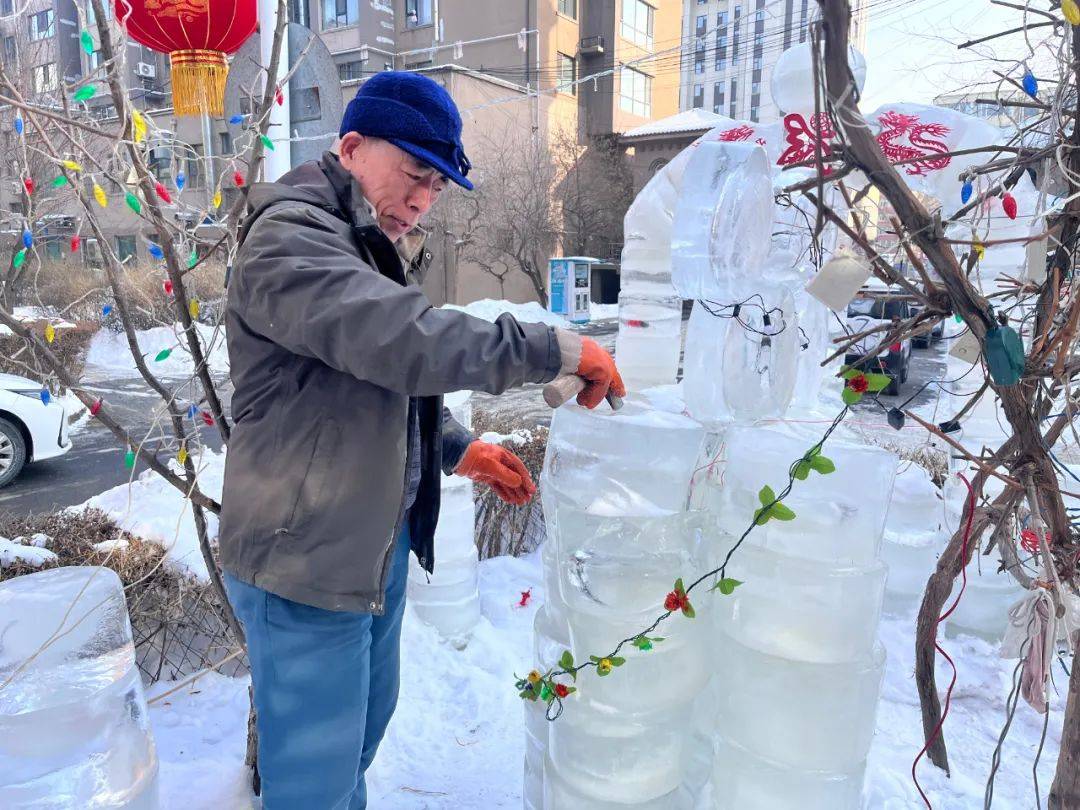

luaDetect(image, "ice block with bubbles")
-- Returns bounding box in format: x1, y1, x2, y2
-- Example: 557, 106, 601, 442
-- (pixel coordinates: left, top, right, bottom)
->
0, 566, 159, 808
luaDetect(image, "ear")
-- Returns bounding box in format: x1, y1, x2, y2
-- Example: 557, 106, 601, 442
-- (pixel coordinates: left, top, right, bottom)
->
338, 132, 365, 169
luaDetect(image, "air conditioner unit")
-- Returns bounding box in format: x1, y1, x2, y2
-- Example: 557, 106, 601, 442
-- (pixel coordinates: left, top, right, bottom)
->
135, 62, 156, 78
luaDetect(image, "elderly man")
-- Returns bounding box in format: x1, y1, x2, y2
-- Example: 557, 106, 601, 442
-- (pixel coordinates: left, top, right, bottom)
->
218, 71, 623, 808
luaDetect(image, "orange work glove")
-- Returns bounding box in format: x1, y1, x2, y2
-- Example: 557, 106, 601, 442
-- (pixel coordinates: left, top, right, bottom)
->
455, 440, 537, 506
557, 331, 626, 410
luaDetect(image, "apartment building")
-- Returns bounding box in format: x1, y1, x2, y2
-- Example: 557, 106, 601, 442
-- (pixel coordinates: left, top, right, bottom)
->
680, 0, 868, 122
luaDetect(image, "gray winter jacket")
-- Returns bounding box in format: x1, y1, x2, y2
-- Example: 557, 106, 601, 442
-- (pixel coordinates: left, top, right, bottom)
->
218, 153, 562, 613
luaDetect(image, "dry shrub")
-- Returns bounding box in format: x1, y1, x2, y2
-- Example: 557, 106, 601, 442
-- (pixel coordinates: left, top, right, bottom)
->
0, 319, 98, 381
0, 508, 244, 683
20, 260, 108, 321
858, 434, 950, 488
472, 409, 549, 559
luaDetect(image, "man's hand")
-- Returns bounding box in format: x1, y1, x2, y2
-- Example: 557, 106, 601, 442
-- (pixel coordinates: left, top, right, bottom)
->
556, 330, 626, 409
455, 440, 536, 505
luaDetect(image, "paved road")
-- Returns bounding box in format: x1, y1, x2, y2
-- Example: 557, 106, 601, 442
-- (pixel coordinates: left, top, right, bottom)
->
0, 318, 948, 515
0, 375, 231, 516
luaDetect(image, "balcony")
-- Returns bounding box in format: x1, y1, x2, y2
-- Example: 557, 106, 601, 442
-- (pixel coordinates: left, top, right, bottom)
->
579, 35, 604, 55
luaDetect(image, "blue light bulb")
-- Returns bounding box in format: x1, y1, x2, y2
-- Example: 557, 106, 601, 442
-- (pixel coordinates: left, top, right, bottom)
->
14, 116, 23, 135
1022, 69, 1038, 98
39, 389, 51, 404
148, 242, 164, 260
102, 304, 112, 317
229, 114, 243, 125
22, 229, 32, 249
176, 171, 185, 191
961, 181, 973, 204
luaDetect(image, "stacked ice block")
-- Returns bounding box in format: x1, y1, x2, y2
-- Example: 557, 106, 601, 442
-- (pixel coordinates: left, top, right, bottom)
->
537, 399, 708, 808
0, 566, 159, 808
406, 392, 481, 644
704, 425, 896, 808
880, 464, 947, 615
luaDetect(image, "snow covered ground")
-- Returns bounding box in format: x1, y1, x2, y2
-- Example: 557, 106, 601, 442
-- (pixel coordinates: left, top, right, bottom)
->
147, 545, 1063, 810
84, 323, 230, 380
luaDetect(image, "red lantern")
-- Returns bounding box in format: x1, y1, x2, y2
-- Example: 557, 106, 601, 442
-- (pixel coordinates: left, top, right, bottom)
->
115, 0, 257, 117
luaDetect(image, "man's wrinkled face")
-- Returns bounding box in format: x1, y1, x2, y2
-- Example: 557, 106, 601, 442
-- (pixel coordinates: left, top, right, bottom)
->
337, 133, 447, 241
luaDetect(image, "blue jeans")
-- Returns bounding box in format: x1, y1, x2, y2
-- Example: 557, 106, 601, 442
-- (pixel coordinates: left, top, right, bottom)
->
223, 525, 412, 809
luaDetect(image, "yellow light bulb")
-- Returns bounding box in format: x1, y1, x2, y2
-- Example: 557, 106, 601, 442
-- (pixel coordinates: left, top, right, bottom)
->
93, 183, 107, 208
212, 190, 222, 209
1065, 0, 1080, 25
44, 323, 55, 343
62, 160, 82, 172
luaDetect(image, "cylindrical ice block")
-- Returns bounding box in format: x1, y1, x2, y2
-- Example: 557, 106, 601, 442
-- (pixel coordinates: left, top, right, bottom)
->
614, 292, 684, 391
0, 566, 159, 808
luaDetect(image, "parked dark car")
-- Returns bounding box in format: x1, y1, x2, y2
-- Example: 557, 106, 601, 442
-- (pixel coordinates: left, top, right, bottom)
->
909, 303, 946, 348
844, 296, 913, 396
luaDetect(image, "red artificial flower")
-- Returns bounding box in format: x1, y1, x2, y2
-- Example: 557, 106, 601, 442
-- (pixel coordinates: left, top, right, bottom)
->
664, 590, 690, 613
847, 374, 869, 394
554, 683, 569, 698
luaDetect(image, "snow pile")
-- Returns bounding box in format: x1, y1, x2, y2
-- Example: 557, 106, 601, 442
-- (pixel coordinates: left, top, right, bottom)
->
590, 302, 619, 320
443, 298, 569, 328
85, 323, 229, 379
74, 449, 225, 581
0, 535, 57, 569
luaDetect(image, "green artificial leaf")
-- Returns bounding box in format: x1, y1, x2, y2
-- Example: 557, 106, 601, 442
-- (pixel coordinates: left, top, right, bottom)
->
770, 502, 797, 521
865, 373, 892, 393
589, 656, 600, 664
563, 686, 577, 696
793, 459, 811, 480
840, 367, 862, 380
632, 636, 651, 651
714, 577, 743, 595
558, 650, 574, 672
610, 657, 626, 667
841, 386, 861, 405
674, 577, 685, 595
809, 454, 836, 474
682, 603, 696, 618
758, 485, 776, 505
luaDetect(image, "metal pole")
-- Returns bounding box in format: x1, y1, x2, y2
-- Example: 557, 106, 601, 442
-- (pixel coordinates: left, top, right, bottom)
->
200, 111, 215, 210
259, 0, 291, 179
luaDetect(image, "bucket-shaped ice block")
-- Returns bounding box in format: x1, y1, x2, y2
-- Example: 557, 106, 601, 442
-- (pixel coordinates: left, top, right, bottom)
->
944, 565, 1027, 642
713, 631, 886, 772
721, 544, 887, 663
0, 566, 159, 808
614, 292, 684, 391
547, 701, 692, 803
710, 737, 865, 810
712, 425, 898, 567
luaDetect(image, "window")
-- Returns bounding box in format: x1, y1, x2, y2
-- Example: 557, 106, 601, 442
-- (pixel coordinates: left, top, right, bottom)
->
713, 84, 724, 113
695, 14, 706, 36
31, 63, 56, 93
752, 81, 760, 95
2, 36, 15, 68
185, 144, 204, 190
322, 0, 358, 29
693, 83, 703, 109
405, 0, 432, 27
735, 4, 742, 17
557, 52, 576, 94
755, 8, 765, 21
715, 55, 726, 71
28, 9, 54, 41
115, 235, 136, 263
753, 56, 762, 70
719, 11, 728, 25
621, 0, 654, 49
0, 0, 11, 15
338, 60, 364, 81
694, 52, 704, 73
619, 66, 651, 117
751, 105, 759, 122
219, 132, 233, 155
88, 49, 101, 70
558, 0, 577, 19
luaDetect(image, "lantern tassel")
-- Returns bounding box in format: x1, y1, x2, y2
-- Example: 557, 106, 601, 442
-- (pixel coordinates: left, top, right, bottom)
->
169, 50, 229, 117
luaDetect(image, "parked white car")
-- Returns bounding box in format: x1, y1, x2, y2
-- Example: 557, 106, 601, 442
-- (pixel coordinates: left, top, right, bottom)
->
0, 373, 72, 487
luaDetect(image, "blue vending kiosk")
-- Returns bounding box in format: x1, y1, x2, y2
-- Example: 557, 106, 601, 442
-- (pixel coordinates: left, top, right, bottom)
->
548, 257, 595, 324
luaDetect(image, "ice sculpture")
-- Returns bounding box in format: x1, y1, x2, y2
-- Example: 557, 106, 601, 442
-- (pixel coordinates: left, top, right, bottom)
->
705, 425, 896, 807
406, 390, 481, 644
538, 399, 708, 807
881, 464, 946, 615
0, 566, 159, 808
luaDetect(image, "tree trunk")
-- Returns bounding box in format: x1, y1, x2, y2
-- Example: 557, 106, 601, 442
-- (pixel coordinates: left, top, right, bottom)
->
1050, 650, 1080, 808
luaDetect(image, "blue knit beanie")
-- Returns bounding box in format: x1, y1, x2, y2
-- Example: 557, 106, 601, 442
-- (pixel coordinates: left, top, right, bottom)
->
339, 71, 473, 190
